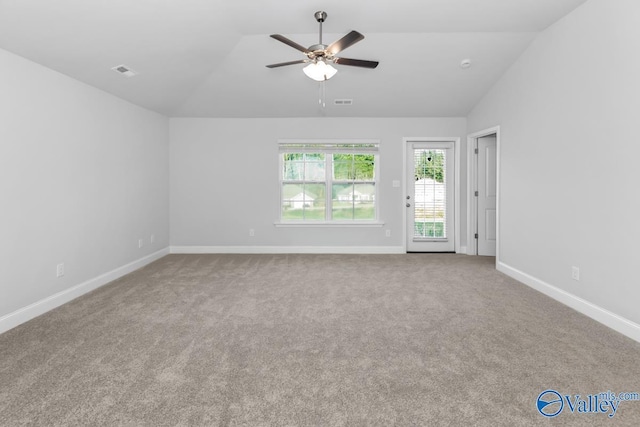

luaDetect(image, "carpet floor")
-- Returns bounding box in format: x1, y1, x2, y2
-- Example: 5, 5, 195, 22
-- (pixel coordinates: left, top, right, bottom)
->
1, 254, 639, 426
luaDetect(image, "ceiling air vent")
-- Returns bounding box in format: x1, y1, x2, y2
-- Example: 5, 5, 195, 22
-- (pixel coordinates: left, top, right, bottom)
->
111, 64, 138, 77
334, 99, 353, 106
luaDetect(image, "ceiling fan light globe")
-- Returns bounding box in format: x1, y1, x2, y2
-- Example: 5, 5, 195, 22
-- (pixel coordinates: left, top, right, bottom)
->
303, 61, 337, 81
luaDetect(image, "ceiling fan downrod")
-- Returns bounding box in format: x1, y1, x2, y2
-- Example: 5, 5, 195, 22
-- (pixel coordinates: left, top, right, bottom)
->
314, 11, 327, 45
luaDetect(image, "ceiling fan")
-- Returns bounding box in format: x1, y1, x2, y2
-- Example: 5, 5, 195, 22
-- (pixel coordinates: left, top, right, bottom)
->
266, 11, 379, 81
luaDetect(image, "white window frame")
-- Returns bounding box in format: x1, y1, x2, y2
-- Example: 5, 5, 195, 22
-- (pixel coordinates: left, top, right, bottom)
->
276, 139, 383, 227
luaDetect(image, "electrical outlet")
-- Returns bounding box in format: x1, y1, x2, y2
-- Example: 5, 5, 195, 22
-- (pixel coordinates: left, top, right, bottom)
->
385, 229, 391, 237
150, 234, 155, 244
249, 229, 255, 237
138, 238, 143, 249
56, 263, 64, 278
571, 266, 580, 281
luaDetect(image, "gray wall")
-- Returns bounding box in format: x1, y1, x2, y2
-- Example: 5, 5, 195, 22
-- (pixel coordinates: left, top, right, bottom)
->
0, 48, 170, 320
170, 117, 467, 250
468, 0, 640, 324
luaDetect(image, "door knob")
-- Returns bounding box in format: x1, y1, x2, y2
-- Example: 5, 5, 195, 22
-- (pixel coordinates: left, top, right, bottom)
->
406, 203, 411, 207
406, 195, 411, 199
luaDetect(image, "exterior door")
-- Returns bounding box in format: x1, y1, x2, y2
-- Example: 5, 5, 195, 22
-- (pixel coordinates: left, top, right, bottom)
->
406, 141, 455, 252
477, 135, 497, 256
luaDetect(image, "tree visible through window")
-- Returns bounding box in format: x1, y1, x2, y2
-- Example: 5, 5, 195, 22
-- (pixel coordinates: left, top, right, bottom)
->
280, 142, 378, 222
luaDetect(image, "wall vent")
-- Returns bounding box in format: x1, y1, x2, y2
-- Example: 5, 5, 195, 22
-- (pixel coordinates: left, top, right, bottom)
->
334, 99, 353, 105
111, 64, 138, 77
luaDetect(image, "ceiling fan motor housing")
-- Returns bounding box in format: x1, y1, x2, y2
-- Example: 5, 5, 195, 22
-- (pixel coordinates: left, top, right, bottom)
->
308, 44, 330, 59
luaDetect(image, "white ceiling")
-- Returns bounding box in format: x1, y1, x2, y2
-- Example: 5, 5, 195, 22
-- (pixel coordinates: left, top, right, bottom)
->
0, 0, 588, 118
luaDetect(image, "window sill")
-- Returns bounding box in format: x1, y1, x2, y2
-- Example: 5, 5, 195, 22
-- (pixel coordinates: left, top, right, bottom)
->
274, 221, 385, 228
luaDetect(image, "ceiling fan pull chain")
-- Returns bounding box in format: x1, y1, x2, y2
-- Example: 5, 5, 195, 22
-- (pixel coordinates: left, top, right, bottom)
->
317, 81, 327, 108
318, 81, 326, 108
322, 80, 326, 108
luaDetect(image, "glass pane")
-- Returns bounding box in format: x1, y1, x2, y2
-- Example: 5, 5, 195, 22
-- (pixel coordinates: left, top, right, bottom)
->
332, 154, 375, 181
282, 154, 304, 180
331, 183, 375, 220
306, 163, 324, 180
282, 183, 325, 220
333, 154, 354, 180
282, 153, 325, 181
354, 155, 375, 180
355, 201, 375, 220
354, 183, 376, 203
305, 153, 325, 181
413, 149, 446, 238
332, 183, 354, 219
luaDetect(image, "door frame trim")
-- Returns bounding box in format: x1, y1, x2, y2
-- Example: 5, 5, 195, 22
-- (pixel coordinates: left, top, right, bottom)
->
402, 137, 461, 253
466, 126, 501, 258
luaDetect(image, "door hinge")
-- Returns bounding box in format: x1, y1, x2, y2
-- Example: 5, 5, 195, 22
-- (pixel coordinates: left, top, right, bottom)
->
474, 233, 478, 239
475, 191, 479, 197
474, 148, 478, 154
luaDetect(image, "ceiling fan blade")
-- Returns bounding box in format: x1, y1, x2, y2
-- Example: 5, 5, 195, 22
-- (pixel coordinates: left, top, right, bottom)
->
266, 60, 307, 68
334, 57, 379, 69
326, 31, 364, 55
270, 34, 310, 54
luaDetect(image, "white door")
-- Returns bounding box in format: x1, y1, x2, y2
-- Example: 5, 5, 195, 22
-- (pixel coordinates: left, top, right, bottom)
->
477, 135, 497, 256
406, 141, 455, 252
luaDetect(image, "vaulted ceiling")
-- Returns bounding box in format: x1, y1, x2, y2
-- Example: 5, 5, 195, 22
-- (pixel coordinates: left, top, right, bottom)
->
0, 0, 587, 117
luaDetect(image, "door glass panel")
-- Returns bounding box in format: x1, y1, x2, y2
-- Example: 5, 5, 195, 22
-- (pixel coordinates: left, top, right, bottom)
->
413, 149, 446, 239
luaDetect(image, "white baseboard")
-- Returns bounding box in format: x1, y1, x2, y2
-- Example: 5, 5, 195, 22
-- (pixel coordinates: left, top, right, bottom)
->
497, 261, 640, 344
170, 246, 406, 254
0, 248, 170, 335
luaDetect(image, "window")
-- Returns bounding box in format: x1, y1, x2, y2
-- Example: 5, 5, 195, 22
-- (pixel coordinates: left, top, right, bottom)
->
279, 141, 379, 223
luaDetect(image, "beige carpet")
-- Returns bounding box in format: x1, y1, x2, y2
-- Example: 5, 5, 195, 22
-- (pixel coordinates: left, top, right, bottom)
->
1, 254, 639, 426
